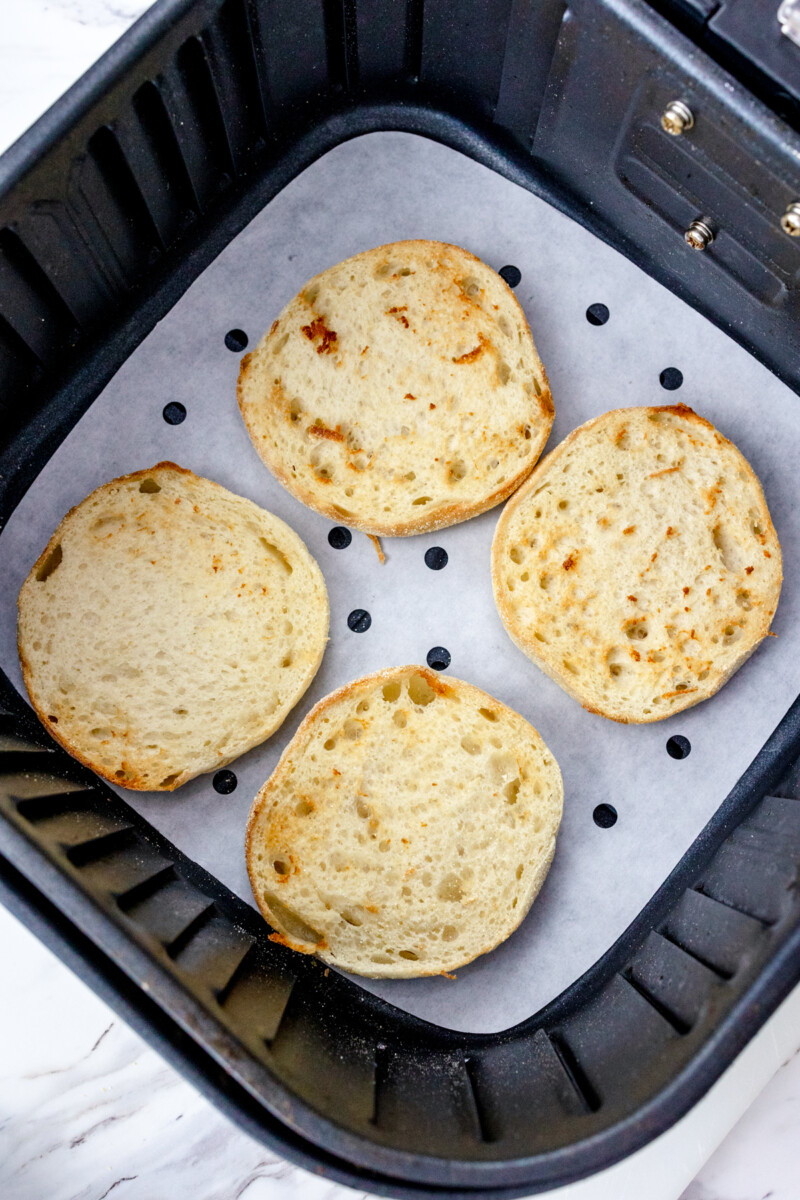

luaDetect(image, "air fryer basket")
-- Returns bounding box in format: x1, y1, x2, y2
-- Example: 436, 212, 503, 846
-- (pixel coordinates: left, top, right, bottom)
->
2, 0, 800, 1195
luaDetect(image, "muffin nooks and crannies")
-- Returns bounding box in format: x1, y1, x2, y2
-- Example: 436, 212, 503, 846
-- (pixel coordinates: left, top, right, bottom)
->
18, 463, 329, 789
238, 241, 553, 536
246, 666, 563, 978
492, 405, 782, 723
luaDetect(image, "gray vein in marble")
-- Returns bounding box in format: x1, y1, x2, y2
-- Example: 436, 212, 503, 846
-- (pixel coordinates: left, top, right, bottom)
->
70, 1111, 129, 1149
96, 1178, 138, 1200
23, 1020, 114, 1079
45, 1, 152, 28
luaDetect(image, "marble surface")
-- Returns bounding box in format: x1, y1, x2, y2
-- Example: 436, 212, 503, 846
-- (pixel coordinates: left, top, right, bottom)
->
0, 3, 799, 1198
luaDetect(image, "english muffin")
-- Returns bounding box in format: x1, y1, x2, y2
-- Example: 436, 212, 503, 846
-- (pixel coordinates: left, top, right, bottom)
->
18, 463, 329, 789
238, 241, 553, 535
492, 405, 782, 722
246, 666, 563, 977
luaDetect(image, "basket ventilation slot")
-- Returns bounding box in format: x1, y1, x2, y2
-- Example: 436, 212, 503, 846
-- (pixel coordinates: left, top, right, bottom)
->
619, 969, 692, 1037
64, 825, 136, 866
694, 848, 787, 926
115, 864, 177, 912
165, 902, 217, 959
165, 910, 254, 992
0, 228, 78, 360
173, 37, 234, 198
116, 82, 198, 246
200, 0, 270, 170
370, 1042, 389, 1126
464, 1056, 496, 1143
0, 313, 41, 403
543, 1032, 601, 1114
14, 790, 99, 825
660, 886, 764, 979
405, 0, 425, 80
0, 734, 54, 758
656, 925, 735, 981
215, 951, 295, 1045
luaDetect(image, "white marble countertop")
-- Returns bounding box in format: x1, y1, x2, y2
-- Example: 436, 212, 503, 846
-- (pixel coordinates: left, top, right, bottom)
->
0, 4, 799, 1199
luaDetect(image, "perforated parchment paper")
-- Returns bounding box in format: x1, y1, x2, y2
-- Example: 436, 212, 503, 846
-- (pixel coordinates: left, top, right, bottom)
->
1, 133, 798, 1034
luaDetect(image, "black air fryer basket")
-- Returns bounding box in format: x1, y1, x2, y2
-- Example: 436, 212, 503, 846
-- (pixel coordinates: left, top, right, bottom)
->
2, 1, 800, 1195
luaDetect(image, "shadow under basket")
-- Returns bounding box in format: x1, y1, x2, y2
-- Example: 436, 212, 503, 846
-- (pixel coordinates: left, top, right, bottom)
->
2, 1, 800, 1195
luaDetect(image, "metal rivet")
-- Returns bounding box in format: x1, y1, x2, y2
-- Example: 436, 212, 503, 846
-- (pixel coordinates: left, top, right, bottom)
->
661, 100, 694, 136
780, 202, 800, 237
684, 219, 714, 250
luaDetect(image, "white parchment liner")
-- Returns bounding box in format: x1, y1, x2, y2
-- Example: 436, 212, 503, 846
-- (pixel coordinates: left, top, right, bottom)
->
1, 133, 797, 1033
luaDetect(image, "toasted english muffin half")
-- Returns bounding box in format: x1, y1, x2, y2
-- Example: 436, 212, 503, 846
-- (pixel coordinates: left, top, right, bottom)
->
492, 405, 782, 723
18, 463, 329, 789
246, 666, 563, 977
238, 241, 553, 536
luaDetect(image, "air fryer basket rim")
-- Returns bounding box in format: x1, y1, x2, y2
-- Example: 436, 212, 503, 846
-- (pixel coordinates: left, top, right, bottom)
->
1, 0, 800, 1194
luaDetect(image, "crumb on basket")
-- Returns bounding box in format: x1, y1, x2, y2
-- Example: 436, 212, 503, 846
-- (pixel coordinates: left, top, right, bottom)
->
367, 533, 385, 563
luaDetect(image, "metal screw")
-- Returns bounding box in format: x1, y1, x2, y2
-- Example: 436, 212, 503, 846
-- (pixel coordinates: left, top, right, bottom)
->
685, 219, 714, 250
661, 100, 694, 136
780, 202, 800, 237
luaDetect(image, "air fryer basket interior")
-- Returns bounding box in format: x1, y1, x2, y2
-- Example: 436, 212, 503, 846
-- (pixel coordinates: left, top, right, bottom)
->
1, 0, 800, 1195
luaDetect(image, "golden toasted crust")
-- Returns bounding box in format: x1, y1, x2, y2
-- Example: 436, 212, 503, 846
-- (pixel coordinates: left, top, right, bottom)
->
246, 666, 563, 977
18, 463, 329, 789
237, 241, 553, 536
492, 406, 782, 723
